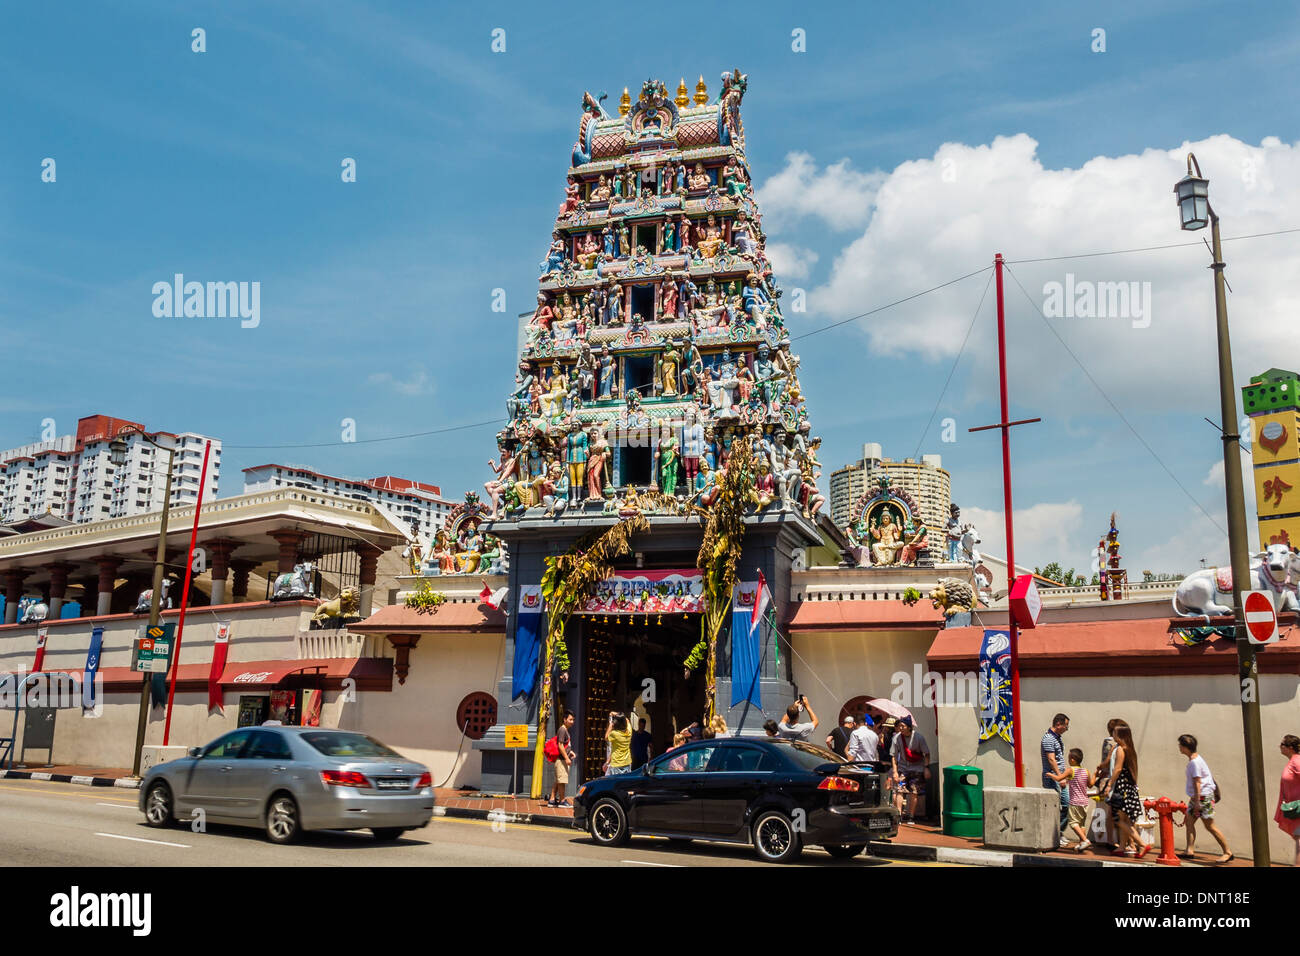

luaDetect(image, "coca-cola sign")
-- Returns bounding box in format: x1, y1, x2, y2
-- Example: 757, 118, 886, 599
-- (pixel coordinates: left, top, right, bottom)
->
231, 671, 274, 684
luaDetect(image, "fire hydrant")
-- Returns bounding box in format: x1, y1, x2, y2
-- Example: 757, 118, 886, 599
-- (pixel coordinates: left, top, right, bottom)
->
1143, 796, 1187, 866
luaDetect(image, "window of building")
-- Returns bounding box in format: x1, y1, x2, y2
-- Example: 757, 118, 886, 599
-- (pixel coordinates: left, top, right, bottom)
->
455, 692, 498, 741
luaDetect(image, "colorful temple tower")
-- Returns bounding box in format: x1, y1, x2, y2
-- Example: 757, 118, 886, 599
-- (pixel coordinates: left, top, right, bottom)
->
473, 73, 829, 791
1242, 368, 1300, 549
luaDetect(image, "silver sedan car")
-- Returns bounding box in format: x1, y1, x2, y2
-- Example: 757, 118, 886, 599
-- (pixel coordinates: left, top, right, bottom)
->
138, 726, 434, 843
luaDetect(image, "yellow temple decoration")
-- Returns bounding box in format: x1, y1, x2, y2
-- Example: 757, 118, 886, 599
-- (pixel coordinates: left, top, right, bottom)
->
675, 78, 689, 108
619, 86, 631, 116
693, 75, 709, 105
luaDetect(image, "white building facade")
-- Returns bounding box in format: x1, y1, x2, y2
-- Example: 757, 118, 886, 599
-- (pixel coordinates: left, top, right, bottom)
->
242, 464, 453, 537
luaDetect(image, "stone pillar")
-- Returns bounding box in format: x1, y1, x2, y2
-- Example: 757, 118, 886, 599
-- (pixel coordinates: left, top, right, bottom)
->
229, 559, 257, 603
268, 530, 306, 575
4, 569, 30, 624
354, 544, 383, 619
46, 562, 73, 619
96, 557, 123, 616
207, 538, 238, 607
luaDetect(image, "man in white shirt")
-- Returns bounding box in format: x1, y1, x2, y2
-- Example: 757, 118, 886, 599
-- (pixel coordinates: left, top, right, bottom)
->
846, 714, 880, 764
1178, 733, 1232, 863
776, 695, 818, 740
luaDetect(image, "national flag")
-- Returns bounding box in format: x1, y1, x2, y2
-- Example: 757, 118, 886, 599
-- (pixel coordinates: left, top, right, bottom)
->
32, 627, 48, 673
511, 585, 543, 701
750, 570, 771, 633
208, 622, 230, 713
83, 626, 104, 713
480, 579, 508, 611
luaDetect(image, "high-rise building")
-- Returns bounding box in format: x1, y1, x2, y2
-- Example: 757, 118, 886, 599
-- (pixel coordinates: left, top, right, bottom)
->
241, 464, 453, 537
830, 443, 951, 532
0, 414, 221, 524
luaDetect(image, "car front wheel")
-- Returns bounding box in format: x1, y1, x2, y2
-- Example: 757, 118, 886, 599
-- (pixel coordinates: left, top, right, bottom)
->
823, 843, 865, 860
588, 798, 629, 847
265, 794, 301, 844
752, 810, 802, 863
143, 782, 173, 828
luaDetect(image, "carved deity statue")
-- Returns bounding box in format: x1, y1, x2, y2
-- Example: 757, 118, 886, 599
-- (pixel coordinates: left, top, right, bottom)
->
870, 510, 904, 566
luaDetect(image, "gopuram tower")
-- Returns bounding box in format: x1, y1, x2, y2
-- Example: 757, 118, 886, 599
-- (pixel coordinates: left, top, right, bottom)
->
475, 72, 831, 792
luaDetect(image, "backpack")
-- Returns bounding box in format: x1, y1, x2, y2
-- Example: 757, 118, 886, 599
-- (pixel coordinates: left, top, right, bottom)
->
544, 736, 560, 762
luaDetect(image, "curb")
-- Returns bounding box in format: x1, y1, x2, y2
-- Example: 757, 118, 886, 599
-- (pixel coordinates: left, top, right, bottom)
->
0, 769, 140, 789
867, 839, 1147, 868
437, 804, 575, 829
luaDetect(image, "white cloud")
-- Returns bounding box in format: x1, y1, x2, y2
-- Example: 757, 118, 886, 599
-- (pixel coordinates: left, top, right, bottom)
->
764, 242, 819, 279
1204, 460, 1225, 487
962, 500, 1085, 571
765, 134, 1300, 414
369, 366, 434, 396
756, 151, 885, 231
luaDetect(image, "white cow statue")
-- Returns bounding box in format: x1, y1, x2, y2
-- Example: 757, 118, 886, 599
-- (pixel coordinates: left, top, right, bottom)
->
959, 524, 982, 566
1172, 543, 1300, 620
18, 596, 48, 624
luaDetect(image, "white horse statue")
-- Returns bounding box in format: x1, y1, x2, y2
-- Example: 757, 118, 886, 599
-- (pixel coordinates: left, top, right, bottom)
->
134, 578, 174, 614
1172, 543, 1300, 620
272, 562, 316, 600
18, 596, 48, 624
959, 524, 982, 566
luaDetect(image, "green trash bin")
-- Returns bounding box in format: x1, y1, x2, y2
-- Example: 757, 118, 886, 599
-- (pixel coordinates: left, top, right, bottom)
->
941, 765, 984, 838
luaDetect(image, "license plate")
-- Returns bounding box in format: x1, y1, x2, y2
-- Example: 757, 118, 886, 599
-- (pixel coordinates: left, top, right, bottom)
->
868, 816, 893, 830
375, 778, 410, 790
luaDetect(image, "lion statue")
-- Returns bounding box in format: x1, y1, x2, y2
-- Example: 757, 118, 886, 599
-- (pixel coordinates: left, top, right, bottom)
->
929, 577, 975, 617
311, 586, 360, 624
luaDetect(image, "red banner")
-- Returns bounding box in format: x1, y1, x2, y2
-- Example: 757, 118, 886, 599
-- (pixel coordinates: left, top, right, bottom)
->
32, 627, 48, 672
580, 569, 704, 615
208, 622, 230, 712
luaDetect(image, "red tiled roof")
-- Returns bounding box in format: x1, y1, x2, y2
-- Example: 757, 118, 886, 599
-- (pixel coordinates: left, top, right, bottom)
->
786, 600, 945, 631
927, 618, 1300, 676
73, 657, 392, 693
348, 601, 507, 634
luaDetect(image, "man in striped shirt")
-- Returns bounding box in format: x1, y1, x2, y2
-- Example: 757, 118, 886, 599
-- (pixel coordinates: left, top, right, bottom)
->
1041, 714, 1071, 843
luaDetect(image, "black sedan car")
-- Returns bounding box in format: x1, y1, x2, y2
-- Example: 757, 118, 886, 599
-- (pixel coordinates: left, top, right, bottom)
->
573, 736, 898, 862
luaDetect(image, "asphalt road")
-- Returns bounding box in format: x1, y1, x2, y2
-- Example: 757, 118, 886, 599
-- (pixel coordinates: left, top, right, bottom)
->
0, 778, 958, 868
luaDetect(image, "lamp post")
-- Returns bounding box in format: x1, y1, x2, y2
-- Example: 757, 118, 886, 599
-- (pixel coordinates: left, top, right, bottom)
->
1173, 152, 1270, 866
110, 426, 176, 778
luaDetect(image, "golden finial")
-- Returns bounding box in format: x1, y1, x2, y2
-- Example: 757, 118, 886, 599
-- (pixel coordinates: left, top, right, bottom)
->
693, 74, 708, 106
675, 78, 689, 108
619, 86, 631, 116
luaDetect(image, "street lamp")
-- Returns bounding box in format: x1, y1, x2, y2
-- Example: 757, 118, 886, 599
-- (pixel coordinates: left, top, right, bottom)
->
1173, 152, 1270, 866
111, 426, 177, 778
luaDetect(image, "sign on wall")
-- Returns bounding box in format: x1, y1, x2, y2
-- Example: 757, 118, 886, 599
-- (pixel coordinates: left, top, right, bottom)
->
580, 569, 704, 615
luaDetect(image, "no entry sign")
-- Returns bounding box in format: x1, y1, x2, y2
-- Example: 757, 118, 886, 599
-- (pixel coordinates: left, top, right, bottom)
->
1243, 590, 1278, 645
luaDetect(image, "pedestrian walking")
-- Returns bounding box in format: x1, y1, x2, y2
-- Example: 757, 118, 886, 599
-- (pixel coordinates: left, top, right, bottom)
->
776, 694, 819, 740
1276, 734, 1300, 866
889, 716, 931, 823
847, 713, 879, 764
1062, 748, 1094, 851
1177, 734, 1231, 863
1102, 722, 1147, 858
605, 711, 633, 775
1040, 713, 1070, 842
630, 717, 653, 771
547, 712, 576, 808
1095, 718, 1125, 793
827, 714, 855, 758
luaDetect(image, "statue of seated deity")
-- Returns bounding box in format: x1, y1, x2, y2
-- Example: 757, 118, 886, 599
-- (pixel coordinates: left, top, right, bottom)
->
695, 215, 724, 259
870, 511, 904, 566
590, 175, 611, 204
687, 162, 710, 191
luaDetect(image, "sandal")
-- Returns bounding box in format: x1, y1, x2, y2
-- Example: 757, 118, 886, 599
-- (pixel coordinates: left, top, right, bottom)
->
1136, 844, 1152, 859
1215, 852, 1234, 864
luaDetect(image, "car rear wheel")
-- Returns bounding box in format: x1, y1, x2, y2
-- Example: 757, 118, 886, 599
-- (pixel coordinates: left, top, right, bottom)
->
588, 798, 629, 847
823, 843, 865, 860
371, 828, 405, 841
143, 782, 173, 828
752, 810, 802, 863
265, 793, 301, 844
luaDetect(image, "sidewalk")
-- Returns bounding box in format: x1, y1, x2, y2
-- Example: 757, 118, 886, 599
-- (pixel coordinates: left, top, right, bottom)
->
2, 768, 1270, 867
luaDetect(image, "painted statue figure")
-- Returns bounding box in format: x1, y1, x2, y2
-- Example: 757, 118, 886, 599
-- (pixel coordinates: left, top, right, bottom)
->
587, 429, 610, 500
688, 162, 710, 190
958, 523, 982, 566
605, 284, 622, 324
662, 220, 676, 253
899, 521, 929, 565
696, 215, 724, 259
871, 512, 903, 565
723, 157, 748, 200
565, 417, 589, 506
657, 434, 680, 496
658, 342, 680, 396
754, 459, 777, 511
660, 277, 678, 319
18, 596, 48, 624
558, 177, 580, 217
539, 235, 565, 275
945, 504, 962, 562
682, 406, 704, 491
272, 562, 315, 600
598, 346, 615, 399
1172, 543, 1300, 620
732, 209, 759, 257
134, 578, 175, 613
485, 445, 520, 518
742, 272, 770, 324
541, 462, 568, 517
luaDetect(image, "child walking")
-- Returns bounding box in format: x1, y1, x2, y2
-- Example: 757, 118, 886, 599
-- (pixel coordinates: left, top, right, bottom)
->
1063, 748, 1095, 851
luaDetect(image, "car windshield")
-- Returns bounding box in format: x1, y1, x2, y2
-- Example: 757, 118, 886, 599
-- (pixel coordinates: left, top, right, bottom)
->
301, 731, 402, 759
781, 741, 844, 770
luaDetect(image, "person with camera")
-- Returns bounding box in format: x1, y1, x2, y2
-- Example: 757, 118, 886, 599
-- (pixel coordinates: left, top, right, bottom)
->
776, 694, 819, 741
605, 711, 634, 775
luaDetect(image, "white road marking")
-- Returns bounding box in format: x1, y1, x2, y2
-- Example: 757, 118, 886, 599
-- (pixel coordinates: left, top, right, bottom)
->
95, 832, 190, 848
620, 859, 682, 867
96, 802, 136, 809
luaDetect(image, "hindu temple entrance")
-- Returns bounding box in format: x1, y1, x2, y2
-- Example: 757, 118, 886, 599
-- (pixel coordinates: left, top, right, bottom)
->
575, 613, 705, 781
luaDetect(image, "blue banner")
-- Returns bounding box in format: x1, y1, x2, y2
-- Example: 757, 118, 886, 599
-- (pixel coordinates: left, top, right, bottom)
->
511, 585, 543, 702
729, 584, 762, 709
83, 626, 104, 713
977, 629, 1014, 744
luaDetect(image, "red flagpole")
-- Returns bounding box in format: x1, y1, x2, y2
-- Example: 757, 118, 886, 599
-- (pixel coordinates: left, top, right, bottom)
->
162, 441, 211, 746
993, 254, 1025, 787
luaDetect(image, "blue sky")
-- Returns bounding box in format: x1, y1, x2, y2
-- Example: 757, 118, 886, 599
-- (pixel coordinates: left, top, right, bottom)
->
3, 1, 1298, 574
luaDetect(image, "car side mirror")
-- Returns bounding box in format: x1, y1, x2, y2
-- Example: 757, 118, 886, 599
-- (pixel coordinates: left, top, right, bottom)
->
188, 747, 202, 758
